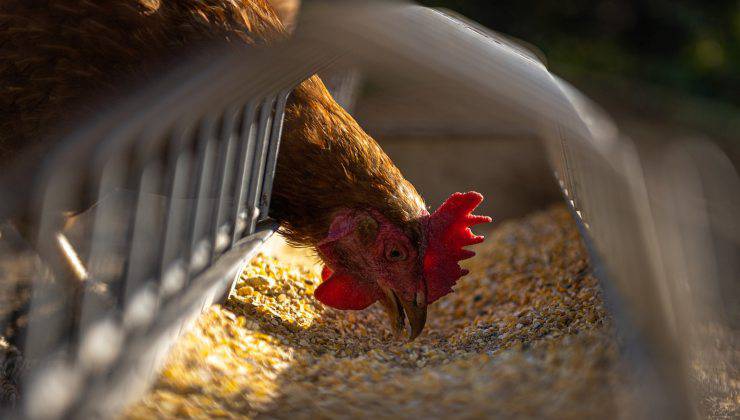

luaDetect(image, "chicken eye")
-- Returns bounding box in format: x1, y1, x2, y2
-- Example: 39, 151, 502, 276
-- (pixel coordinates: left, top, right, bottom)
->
385, 245, 407, 262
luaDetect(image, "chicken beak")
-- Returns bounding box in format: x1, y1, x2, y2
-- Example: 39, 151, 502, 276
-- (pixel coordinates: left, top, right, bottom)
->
379, 286, 427, 340
399, 291, 427, 340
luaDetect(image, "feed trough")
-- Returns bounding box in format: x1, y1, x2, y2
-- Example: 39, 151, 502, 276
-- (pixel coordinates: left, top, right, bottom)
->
0, 2, 736, 418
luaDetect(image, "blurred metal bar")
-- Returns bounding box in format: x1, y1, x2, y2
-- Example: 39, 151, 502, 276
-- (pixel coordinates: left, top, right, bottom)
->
259, 91, 290, 220
189, 116, 220, 276
246, 97, 276, 233
157, 125, 197, 301
212, 107, 242, 256
232, 102, 259, 244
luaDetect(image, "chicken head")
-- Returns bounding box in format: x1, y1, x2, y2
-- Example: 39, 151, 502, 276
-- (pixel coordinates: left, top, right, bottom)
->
315, 192, 491, 340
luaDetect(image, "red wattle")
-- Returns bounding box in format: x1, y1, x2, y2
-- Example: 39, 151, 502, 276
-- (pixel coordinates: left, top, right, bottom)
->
314, 270, 382, 310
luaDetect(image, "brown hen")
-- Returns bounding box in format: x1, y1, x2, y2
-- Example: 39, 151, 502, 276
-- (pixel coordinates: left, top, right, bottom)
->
0, 0, 490, 339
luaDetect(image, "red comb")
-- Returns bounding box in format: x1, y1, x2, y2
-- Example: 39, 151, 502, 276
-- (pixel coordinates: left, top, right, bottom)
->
423, 192, 492, 302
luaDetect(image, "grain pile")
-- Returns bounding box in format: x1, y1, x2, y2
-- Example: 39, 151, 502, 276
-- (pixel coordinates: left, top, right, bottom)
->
127, 205, 627, 418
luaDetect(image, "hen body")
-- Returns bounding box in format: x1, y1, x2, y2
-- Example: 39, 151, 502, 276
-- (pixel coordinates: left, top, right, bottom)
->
0, 0, 426, 243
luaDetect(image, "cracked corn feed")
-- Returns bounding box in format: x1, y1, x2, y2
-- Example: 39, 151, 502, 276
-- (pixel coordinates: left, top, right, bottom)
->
127, 205, 626, 418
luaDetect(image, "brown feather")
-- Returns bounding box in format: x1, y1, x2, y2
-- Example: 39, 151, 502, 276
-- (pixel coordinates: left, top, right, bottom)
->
273, 77, 426, 247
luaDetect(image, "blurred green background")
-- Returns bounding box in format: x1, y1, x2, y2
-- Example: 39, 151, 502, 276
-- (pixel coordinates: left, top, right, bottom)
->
419, 1, 739, 107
